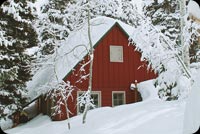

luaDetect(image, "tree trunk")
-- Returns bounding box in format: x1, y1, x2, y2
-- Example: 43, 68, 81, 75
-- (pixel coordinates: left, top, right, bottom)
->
82, 1, 94, 124
180, 0, 190, 68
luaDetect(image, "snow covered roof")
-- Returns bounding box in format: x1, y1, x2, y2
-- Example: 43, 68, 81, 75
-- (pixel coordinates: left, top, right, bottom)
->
27, 16, 134, 99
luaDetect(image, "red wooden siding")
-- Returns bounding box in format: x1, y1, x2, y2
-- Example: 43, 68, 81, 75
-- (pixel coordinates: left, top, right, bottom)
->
53, 23, 157, 121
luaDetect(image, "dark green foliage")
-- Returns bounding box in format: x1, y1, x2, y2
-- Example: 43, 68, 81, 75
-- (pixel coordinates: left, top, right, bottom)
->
0, 0, 38, 119
157, 82, 178, 101
144, 0, 180, 45
37, 0, 71, 56
144, 0, 181, 100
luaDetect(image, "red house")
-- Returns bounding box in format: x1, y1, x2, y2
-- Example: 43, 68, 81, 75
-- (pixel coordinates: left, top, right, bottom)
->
28, 17, 157, 121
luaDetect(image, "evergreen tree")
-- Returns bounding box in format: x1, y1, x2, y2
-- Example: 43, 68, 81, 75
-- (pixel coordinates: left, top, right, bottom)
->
34, 0, 72, 64
143, 0, 200, 100
0, 0, 38, 120
120, 0, 140, 27
144, 0, 181, 46
144, 0, 182, 100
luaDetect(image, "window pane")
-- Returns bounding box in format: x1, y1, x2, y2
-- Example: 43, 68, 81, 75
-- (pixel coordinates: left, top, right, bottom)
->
91, 94, 99, 108
78, 92, 100, 114
79, 105, 85, 113
118, 100, 123, 105
113, 93, 125, 106
113, 94, 117, 99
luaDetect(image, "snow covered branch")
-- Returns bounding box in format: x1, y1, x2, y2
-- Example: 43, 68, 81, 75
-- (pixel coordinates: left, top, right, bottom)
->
129, 2, 200, 100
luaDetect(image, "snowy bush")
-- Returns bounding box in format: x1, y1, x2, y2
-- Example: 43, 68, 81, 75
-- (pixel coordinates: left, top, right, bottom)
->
0, 117, 13, 130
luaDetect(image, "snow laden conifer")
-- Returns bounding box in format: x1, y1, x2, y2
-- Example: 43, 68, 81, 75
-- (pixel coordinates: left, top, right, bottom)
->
0, 0, 38, 123
130, 0, 200, 100
143, 0, 182, 100
144, 0, 181, 44
34, 0, 71, 64
120, 0, 140, 27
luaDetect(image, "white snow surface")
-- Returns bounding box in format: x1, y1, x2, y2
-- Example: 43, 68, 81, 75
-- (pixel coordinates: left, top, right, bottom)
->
137, 79, 159, 100
188, 0, 200, 19
34, 0, 49, 15
5, 79, 186, 134
27, 16, 134, 99
183, 65, 200, 134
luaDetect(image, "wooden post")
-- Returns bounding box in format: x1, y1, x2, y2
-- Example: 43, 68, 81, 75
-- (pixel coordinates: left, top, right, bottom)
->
13, 112, 20, 127
134, 80, 138, 102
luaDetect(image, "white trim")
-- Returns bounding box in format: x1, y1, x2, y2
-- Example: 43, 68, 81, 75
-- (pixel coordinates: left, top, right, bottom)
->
77, 91, 101, 114
112, 91, 126, 107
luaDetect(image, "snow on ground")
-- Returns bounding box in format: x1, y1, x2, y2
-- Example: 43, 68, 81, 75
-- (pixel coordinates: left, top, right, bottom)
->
183, 64, 200, 134
5, 79, 186, 134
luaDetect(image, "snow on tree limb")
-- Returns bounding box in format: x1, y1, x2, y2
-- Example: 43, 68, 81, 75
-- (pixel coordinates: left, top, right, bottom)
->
129, 3, 200, 99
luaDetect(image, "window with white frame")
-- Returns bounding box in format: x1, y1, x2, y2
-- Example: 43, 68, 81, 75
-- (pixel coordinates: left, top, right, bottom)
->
77, 91, 101, 114
110, 45, 123, 62
112, 91, 125, 107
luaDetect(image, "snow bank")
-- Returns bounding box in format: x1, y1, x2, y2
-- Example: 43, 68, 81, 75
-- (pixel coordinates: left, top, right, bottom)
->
5, 99, 185, 134
5, 80, 186, 134
5, 80, 187, 134
137, 79, 159, 100
188, 0, 200, 19
0, 118, 13, 131
183, 67, 200, 134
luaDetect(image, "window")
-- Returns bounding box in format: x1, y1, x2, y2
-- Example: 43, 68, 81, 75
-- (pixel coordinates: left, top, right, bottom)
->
112, 91, 126, 107
77, 91, 101, 114
110, 45, 123, 62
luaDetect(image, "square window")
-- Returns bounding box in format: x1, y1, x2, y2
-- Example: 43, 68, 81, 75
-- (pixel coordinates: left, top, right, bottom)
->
110, 45, 123, 62
77, 91, 101, 114
112, 92, 125, 107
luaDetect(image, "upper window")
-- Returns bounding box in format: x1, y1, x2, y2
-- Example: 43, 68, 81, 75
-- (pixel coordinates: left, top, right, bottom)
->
112, 91, 125, 107
110, 45, 123, 62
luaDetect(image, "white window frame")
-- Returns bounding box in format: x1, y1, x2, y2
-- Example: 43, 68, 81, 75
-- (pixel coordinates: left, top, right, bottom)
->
112, 91, 126, 107
77, 91, 101, 114
110, 45, 124, 62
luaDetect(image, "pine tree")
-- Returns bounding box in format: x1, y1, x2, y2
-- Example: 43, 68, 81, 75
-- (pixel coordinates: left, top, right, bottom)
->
143, 0, 180, 100
143, 0, 200, 100
0, 0, 38, 120
120, 0, 140, 27
35, 0, 71, 60
145, 0, 181, 45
